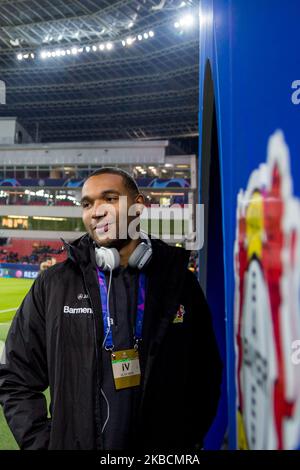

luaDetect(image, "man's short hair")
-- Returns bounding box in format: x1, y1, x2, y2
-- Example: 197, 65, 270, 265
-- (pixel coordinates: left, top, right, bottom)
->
85, 167, 139, 197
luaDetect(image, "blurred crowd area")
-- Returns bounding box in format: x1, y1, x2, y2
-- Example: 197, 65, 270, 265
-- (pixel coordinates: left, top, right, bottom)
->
0, 240, 199, 273
0, 244, 63, 265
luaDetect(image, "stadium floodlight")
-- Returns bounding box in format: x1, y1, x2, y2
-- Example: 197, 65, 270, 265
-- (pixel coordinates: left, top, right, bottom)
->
174, 12, 194, 30
13, 10, 195, 63
179, 14, 194, 28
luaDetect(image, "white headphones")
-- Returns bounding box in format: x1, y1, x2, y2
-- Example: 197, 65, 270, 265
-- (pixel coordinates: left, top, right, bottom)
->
95, 231, 152, 271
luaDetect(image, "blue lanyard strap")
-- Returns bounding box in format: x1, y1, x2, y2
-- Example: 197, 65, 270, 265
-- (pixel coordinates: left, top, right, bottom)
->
98, 269, 114, 350
135, 271, 146, 344
97, 268, 146, 351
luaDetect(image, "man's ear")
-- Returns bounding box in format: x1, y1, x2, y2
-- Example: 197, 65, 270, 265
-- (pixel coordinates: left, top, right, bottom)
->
135, 193, 145, 216
136, 193, 145, 205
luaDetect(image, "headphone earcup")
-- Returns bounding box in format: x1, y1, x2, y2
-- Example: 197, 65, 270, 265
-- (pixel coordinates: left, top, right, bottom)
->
95, 247, 120, 271
128, 241, 152, 270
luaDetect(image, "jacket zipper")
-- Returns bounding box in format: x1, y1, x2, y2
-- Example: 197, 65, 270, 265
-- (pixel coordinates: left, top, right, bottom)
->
81, 272, 103, 450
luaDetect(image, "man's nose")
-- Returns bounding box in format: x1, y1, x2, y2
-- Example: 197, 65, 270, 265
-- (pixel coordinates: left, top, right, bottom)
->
91, 202, 108, 219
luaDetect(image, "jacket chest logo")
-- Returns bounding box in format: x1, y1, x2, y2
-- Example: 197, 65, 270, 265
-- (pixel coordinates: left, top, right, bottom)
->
63, 305, 93, 315
77, 293, 89, 300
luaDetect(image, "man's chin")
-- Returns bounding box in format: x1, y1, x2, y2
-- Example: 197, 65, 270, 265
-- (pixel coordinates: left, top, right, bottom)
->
93, 234, 116, 248
92, 233, 130, 250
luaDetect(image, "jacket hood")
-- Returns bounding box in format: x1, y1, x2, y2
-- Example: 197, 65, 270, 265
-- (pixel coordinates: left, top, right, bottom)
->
61, 233, 94, 267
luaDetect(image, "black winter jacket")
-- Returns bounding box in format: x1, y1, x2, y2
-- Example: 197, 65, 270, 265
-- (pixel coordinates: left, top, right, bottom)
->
0, 234, 222, 450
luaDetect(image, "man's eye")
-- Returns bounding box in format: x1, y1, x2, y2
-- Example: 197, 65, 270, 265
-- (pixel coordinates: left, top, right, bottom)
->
106, 196, 118, 202
82, 202, 91, 208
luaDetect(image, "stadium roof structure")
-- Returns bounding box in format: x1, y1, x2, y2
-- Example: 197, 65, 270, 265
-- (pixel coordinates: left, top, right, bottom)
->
0, 0, 198, 143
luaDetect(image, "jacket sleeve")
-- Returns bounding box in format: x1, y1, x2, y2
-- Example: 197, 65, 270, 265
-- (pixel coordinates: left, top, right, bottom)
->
184, 269, 223, 444
0, 272, 51, 450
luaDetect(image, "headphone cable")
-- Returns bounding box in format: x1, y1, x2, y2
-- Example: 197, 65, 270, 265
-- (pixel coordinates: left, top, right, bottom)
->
101, 265, 113, 435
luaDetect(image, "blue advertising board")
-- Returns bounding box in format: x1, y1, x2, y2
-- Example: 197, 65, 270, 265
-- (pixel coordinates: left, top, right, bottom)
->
0, 263, 39, 280
199, 0, 300, 450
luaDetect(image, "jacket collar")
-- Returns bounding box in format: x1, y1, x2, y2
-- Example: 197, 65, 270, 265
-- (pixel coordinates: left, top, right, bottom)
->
62, 232, 189, 279
61, 233, 94, 267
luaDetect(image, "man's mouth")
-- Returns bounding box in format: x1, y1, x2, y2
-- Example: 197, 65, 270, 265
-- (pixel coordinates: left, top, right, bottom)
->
94, 222, 112, 234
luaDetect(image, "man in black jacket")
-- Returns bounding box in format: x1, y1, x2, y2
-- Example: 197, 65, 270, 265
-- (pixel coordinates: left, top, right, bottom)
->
0, 168, 222, 450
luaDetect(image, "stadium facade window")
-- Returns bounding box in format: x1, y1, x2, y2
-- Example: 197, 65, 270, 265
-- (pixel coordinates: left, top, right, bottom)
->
77, 165, 90, 178
37, 166, 50, 178
27, 166, 38, 178
50, 167, 63, 178
15, 169, 25, 179
5, 167, 14, 178
62, 167, 76, 178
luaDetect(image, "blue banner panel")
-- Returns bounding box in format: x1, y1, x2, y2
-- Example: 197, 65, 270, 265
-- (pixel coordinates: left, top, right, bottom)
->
0, 263, 39, 279
199, 0, 300, 450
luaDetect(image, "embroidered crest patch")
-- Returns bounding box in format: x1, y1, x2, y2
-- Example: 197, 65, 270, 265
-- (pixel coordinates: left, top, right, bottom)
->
173, 304, 185, 323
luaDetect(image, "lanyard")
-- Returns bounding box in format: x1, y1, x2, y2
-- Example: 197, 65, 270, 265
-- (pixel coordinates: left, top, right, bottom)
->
97, 268, 146, 351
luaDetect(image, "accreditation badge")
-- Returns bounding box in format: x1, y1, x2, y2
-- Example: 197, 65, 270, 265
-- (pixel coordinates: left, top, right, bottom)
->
111, 349, 141, 390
